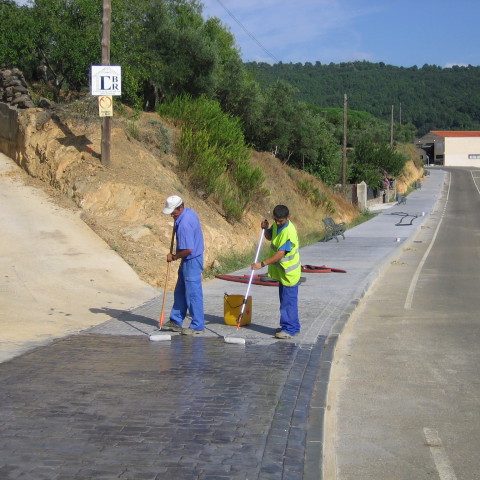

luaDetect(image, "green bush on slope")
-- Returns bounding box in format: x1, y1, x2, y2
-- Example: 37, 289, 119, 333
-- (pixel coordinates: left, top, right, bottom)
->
159, 95, 265, 221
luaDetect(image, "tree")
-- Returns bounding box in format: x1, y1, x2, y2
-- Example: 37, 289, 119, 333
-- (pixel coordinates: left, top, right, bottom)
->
1, 0, 231, 107
141, 0, 217, 104
29, 0, 101, 91
254, 80, 298, 157
0, 1, 37, 74
348, 138, 407, 188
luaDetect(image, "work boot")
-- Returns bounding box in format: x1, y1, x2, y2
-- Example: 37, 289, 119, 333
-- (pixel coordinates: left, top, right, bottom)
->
181, 328, 204, 336
163, 320, 182, 332
275, 330, 294, 339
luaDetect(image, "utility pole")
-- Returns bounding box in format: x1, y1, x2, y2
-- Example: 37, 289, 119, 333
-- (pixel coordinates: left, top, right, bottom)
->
100, 0, 111, 166
399, 102, 402, 125
390, 104, 394, 147
342, 93, 348, 197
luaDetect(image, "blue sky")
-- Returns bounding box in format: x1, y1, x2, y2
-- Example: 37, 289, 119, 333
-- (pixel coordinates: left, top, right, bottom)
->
201, 0, 480, 67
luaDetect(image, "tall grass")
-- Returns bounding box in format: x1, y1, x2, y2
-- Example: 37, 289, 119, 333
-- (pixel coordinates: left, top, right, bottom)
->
296, 179, 336, 214
158, 95, 265, 222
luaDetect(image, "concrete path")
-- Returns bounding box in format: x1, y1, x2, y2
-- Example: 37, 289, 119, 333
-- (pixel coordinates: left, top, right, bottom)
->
0, 153, 157, 362
0, 152, 446, 479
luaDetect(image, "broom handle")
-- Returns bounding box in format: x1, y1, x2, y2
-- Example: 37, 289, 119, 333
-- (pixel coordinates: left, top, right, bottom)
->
237, 228, 265, 328
159, 225, 176, 328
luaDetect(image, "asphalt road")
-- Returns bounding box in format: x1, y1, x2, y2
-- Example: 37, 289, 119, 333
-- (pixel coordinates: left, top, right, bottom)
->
329, 168, 480, 479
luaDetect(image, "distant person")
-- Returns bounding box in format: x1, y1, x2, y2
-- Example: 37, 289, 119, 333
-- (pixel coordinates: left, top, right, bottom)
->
162, 195, 205, 335
251, 204, 301, 339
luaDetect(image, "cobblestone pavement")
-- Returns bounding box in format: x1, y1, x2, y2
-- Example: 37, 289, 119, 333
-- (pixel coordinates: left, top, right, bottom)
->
0, 332, 326, 480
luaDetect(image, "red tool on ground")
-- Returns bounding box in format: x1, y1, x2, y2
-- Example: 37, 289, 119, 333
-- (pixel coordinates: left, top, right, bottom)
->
215, 273, 278, 286
215, 264, 347, 286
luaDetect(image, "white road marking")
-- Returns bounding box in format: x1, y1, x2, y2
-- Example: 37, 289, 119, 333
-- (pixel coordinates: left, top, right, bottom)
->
424, 428, 458, 480
404, 172, 451, 309
470, 170, 480, 194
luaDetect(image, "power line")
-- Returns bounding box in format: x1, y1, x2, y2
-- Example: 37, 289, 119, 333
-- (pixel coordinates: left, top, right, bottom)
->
213, 0, 280, 63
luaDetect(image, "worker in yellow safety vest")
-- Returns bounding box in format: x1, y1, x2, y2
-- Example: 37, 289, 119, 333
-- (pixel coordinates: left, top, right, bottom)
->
251, 204, 301, 339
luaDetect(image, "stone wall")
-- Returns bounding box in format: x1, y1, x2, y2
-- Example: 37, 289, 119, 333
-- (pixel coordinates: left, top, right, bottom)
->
0, 67, 35, 109
0, 68, 33, 157
0, 68, 55, 160
0, 103, 18, 149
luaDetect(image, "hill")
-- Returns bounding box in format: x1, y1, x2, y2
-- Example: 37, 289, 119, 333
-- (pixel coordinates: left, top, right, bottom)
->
10, 101, 371, 289
245, 61, 480, 136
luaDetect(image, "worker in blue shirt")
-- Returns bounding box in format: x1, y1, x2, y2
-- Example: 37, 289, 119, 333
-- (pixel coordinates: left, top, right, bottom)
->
162, 195, 205, 335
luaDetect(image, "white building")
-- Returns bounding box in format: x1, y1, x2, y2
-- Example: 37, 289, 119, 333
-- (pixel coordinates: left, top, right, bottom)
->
415, 131, 480, 167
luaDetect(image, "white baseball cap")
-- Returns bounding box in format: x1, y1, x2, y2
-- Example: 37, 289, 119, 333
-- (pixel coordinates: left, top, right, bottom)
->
162, 195, 183, 214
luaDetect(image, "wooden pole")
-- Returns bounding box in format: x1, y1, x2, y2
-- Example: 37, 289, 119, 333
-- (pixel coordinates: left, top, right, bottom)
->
101, 0, 111, 167
342, 93, 348, 197
159, 226, 176, 329
390, 104, 394, 147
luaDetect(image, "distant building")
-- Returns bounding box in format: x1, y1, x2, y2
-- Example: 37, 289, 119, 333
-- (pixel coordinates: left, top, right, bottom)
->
415, 131, 480, 167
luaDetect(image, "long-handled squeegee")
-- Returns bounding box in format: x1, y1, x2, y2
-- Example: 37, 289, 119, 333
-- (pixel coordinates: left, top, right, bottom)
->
150, 225, 175, 342
236, 228, 265, 330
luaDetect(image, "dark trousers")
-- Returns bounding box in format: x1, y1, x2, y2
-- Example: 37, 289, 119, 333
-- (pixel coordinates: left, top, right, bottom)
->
278, 283, 300, 335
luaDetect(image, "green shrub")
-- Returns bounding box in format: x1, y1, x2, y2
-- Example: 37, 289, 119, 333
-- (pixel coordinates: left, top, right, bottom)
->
148, 119, 172, 154
221, 195, 244, 222
296, 179, 311, 197
127, 120, 140, 140
159, 95, 265, 221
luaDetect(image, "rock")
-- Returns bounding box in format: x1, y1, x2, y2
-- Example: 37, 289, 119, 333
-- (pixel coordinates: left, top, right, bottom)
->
38, 97, 54, 109
122, 226, 153, 241
211, 259, 221, 269
10, 94, 35, 108
0, 67, 34, 109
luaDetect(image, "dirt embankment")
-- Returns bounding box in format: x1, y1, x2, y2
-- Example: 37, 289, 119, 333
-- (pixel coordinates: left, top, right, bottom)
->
396, 143, 425, 194
10, 105, 422, 289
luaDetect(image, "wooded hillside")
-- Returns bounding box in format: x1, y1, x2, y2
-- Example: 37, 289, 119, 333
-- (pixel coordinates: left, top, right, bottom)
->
246, 61, 480, 136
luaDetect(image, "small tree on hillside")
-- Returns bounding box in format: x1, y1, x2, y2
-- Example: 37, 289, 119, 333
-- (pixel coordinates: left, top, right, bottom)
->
348, 138, 407, 189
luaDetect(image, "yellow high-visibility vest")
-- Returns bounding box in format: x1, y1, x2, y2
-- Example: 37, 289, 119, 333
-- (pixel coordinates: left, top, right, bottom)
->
268, 221, 301, 287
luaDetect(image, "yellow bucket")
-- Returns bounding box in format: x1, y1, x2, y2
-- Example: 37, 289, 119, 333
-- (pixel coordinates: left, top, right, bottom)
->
224, 294, 252, 326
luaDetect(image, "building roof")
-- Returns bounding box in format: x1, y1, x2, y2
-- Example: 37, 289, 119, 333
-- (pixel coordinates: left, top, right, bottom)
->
431, 131, 480, 138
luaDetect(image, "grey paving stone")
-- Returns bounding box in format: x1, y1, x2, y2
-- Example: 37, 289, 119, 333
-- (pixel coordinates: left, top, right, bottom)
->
0, 334, 312, 480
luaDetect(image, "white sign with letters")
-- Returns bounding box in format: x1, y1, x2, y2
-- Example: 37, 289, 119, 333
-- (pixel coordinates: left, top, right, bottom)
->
91, 65, 122, 96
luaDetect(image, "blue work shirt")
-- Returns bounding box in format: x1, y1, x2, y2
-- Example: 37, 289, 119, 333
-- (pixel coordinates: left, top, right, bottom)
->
175, 208, 204, 260
268, 220, 292, 252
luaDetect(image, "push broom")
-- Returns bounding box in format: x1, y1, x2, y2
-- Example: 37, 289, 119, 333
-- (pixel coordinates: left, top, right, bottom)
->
150, 225, 175, 342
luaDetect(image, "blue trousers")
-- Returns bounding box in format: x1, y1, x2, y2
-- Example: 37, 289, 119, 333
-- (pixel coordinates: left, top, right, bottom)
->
169, 255, 205, 330
278, 283, 300, 335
